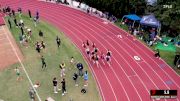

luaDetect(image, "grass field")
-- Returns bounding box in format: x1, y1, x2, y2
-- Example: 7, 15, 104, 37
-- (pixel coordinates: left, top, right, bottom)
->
0, 14, 101, 101
115, 21, 180, 75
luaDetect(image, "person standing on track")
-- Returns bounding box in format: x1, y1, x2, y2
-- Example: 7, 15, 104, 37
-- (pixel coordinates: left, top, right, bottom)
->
61, 78, 67, 96
28, 9, 32, 18
8, 19, 11, 29
41, 56, 47, 69
56, 36, 61, 48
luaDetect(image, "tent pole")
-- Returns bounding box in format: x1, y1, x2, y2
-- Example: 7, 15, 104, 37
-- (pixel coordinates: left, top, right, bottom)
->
133, 21, 135, 28
158, 27, 161, 35
121, 16, 124, 23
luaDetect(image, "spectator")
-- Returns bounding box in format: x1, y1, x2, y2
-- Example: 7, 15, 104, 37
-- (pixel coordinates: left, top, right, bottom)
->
35, 42, 41, 53
28, 9, 32, 18
56, 36, 61, 48
41, 56, 47, 68
12, 9, 15, 17
73, 72, 78, 86
61, 78, 67, 96
29, 87, 36, 101
33, 17, 37, 27
39, 30, 44, 37
155, 49, 160, 58
8, 19, 11, 29
14, 18, 18, 27
53, 77, 60, 93
76, 62, 84, 77
59, 62, 66, 77
84, 71, 88, 86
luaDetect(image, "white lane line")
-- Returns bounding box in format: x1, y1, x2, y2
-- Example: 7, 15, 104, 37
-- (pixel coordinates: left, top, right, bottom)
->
2, 25, 42, 101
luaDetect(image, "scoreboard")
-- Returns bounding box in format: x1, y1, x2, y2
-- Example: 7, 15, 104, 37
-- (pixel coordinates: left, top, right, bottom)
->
150, 90, 177, 99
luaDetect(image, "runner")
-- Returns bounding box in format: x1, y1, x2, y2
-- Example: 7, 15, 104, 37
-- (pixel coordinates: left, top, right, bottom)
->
61, 78, 67, 96
95, 54, 99, 67
91, 54, 95, 64
56, 36, 61, 48
82, 42, 86, 49
100, 51, 105, 65
106, 49, 112, 57
105, 55, 111, 66
85, 47, 90, 58
86, 40, 89, 47
92, 42, 96, 48
41, 56, 47, 68
94, 46, 98, 53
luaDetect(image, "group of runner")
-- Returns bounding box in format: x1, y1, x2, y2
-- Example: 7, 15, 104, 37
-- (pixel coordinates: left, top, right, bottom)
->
82, 40, 112, 67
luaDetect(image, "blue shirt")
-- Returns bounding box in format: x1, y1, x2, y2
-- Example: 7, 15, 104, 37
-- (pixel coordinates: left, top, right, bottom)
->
84, 73, 88, 80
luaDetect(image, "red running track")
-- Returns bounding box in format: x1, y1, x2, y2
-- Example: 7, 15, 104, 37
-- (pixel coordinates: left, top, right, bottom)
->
0, 0, 179, 101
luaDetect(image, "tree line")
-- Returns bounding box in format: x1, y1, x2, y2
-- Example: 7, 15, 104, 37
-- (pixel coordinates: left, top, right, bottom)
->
76, 0, 180, 36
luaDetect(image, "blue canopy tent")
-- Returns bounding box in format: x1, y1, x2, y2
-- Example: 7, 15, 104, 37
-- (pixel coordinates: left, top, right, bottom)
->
140, 15, 161, 34
140, 15, 161, 28
121, 14, 141, 27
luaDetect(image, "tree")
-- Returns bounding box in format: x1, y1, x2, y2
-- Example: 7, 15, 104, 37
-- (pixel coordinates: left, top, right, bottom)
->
147, 0, 180, 36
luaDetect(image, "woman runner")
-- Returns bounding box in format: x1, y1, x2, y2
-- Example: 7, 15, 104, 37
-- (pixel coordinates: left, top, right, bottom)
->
105, 55, 111, 66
